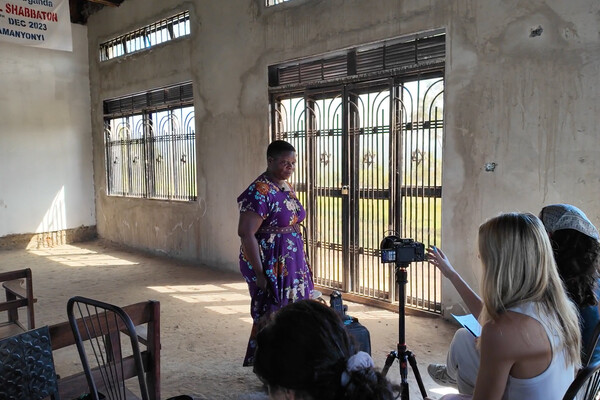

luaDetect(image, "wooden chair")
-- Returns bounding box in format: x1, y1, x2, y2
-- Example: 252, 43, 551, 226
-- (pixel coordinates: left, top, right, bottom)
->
0, 325, 60, 400
49, 299, 161, 400
562, 360, 600, 400
67, 296, 151, 400
0, 268, 36, 339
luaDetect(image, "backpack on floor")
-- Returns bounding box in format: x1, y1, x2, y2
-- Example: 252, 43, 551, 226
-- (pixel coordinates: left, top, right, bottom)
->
329, 291, 372, 355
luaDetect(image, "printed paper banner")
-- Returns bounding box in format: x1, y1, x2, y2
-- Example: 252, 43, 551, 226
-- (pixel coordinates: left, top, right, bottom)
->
0, 0, 72, 51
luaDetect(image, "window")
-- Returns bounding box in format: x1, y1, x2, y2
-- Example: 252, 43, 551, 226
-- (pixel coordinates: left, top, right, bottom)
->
266, 0, 294, 6
103, 83, 196, 201
99, 11, 190, 61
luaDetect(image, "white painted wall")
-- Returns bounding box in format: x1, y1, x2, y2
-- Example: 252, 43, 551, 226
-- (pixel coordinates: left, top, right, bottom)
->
0, 24, 95, 237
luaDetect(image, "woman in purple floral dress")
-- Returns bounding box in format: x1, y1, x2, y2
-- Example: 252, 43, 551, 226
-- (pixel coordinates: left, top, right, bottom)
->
237, 140, 314, 366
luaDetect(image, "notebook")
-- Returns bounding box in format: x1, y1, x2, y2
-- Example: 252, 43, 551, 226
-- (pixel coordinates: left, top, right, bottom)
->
451, 313, 482, 337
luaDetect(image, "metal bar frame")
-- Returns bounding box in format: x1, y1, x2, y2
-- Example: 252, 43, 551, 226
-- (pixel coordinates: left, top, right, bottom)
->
271, 70, 444, 313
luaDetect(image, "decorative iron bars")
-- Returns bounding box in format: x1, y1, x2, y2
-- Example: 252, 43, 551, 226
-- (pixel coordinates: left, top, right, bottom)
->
103, 83, 196, 201
99, 11, 190, 61
269, 32, 445, 313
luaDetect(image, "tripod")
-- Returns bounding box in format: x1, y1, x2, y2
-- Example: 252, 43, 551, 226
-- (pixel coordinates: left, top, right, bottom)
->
381, 262, 428, 400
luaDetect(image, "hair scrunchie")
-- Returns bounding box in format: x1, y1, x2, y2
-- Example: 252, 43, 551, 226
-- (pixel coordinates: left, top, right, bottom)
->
340, 351, 375, 387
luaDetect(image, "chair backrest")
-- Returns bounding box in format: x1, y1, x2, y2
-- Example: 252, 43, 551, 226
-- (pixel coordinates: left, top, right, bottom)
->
0, 268, 35, 337
0, 325, 59, 400
67, 296, 150, 400
562, 360, 600, 400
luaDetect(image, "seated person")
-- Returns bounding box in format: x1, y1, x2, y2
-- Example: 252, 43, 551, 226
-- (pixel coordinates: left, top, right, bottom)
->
253, 299, 393, 400
540, 204, 600, 365
425, 213, 580, 400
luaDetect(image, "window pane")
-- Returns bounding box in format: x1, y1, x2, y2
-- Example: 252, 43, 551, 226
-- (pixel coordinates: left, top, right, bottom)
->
103, 83, 196, 201
99, 11, 191, 61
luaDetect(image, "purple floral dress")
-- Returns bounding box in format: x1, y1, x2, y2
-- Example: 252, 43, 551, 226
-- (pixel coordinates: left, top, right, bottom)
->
238, 173, 314, 366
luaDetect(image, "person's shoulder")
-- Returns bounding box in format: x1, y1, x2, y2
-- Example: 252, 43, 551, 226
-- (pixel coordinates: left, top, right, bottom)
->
491, 309, 544, 333
483, 312, 527, 342
482, 309, 548, 356
478, 317, 521, 365
481, 314, 516, 341
246, 173, 266, 186
244, 174, 275, 192
238, 174, 275, 203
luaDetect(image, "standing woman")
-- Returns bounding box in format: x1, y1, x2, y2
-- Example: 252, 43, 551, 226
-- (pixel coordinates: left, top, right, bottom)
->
426, 213, 581, 400
237, 140, 314, 366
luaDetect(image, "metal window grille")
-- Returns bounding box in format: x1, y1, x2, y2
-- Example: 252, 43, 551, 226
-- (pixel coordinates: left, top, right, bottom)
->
99, 11, 191, 62
269, 31, 445, 313
103, 82, 197, 201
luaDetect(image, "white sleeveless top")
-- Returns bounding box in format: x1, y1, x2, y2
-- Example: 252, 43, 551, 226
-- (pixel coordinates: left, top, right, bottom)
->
503, 302, 575, 400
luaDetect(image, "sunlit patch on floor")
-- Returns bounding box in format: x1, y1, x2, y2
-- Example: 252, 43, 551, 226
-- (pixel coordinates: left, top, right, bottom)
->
29, 246, 97, 256
45, 255, 138, 267
29, 245, 138, 267
429, 387, 459, 395
148, 284, 226, 293
172, 293, 249, 303
204, 304, 249, 315
222, 283, 248, 290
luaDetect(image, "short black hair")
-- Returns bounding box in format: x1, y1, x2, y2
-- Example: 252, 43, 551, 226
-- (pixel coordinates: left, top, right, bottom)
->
267, 140, 296, 159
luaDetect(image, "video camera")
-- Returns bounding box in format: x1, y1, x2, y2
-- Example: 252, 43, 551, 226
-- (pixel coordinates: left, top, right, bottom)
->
380, 235, 426, 265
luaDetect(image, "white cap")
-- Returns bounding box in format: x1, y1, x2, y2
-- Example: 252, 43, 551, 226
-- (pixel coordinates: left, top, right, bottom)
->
540, 204, 599, 240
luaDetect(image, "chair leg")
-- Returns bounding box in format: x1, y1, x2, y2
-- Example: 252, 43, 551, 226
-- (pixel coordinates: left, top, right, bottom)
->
105, 331, 122, 363
5, 290, 18, 324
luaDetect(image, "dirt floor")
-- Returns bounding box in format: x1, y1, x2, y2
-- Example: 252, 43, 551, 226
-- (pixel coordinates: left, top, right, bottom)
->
0, 239, 459, 399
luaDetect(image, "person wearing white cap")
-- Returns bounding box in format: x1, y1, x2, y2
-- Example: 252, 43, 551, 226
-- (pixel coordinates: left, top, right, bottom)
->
539, 204, 600, 365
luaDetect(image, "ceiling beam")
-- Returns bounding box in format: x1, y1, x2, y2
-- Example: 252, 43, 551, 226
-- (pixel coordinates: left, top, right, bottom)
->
85, 0, 121, 6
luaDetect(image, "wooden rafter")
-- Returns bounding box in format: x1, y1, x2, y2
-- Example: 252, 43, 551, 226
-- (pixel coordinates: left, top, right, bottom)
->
85, 0, 121, 6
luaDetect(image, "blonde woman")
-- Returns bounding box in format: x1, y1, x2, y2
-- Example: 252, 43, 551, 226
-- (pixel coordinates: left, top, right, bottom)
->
425, 213, 580, 400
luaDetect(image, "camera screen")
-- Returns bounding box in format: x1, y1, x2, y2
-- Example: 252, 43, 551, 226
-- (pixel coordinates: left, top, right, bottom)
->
381, 249, 396, 263
396, 247, 416, 262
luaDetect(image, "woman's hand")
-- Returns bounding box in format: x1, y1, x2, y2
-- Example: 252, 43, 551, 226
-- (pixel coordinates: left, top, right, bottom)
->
426, 245, 457, 278
427, 245, 483, 317
255, 272, 268, 291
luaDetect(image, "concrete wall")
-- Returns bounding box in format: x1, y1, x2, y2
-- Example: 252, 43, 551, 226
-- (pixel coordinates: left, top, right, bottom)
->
86, 0, 600, 313
0, 24, 95, 247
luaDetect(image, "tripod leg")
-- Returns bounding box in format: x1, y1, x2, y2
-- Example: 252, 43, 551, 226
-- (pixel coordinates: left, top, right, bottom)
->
399, 351, 409, 400
381, 351, 397, 377
406, 351, 428, 399
401, 381, 410, 400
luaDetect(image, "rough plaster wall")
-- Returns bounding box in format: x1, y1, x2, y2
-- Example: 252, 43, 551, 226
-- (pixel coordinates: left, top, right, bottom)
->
441, 1, 600, 313
0, 24, 95, 238
87, 0, 600, 312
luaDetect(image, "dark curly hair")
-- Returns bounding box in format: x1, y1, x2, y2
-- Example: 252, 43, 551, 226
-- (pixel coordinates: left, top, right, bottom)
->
551, 229, 600, 307
253, 300, 393, 400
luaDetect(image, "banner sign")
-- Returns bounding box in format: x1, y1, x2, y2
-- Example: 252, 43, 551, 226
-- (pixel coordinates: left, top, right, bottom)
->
0, 0, 72, 51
